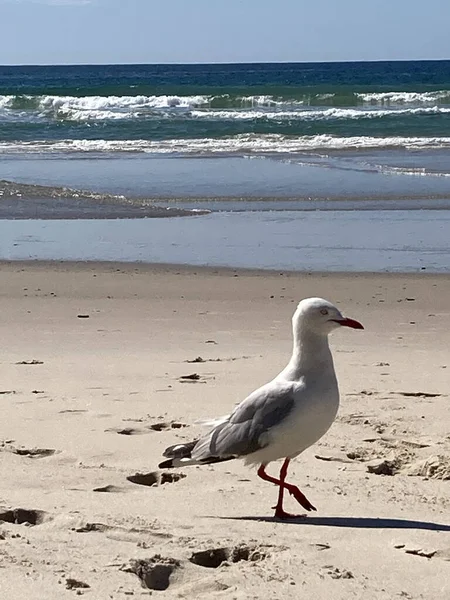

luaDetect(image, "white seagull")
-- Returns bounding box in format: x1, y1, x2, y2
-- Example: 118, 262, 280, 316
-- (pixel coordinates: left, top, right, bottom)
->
159, 297, 363, 519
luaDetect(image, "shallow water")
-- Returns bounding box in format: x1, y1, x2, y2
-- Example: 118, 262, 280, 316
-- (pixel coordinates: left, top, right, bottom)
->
2, 63, 449, 273
1, 155, 450, 207
1, 210, 449, 272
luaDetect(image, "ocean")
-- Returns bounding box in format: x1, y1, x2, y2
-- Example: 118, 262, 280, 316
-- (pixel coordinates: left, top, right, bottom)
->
1, 61, 450, 271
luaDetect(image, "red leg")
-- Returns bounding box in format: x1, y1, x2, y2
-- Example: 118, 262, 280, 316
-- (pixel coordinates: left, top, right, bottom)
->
272, 463, 290, 519
257, 459, 317, 518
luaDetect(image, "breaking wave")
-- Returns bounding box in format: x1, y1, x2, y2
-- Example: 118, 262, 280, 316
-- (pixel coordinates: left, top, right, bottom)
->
357, 91, 450, 105
2, 134, 450, 155
189, 106, 450, 122
2, 93, 450, 122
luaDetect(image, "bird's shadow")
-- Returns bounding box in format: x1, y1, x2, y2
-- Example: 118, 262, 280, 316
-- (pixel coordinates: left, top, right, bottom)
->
212, 515, 450, 531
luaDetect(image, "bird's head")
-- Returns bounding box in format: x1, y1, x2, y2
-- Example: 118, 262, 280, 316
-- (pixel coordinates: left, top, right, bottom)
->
293, 297, 364, 336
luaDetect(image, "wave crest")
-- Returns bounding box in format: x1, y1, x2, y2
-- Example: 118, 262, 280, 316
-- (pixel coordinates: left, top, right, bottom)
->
2, 93, 450, 123
190, 106, 450, 122
1, 134, 450, 154
357, 91, 450, 105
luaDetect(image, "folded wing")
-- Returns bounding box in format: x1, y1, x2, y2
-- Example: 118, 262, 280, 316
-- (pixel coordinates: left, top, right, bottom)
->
159, 382, 297, 468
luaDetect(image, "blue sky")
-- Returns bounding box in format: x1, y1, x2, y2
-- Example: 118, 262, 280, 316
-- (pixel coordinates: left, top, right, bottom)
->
2, 0, 449, 65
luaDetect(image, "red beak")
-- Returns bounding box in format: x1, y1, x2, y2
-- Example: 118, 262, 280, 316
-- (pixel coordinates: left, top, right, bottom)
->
334, 317, 364, 330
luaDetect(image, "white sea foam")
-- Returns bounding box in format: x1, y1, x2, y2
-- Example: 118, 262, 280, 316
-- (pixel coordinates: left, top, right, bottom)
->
0, 96, 12, 108
237, 95, 305, 107
376, 165, 450, 177
0, 94, 213, 118
1, 134, 450, 155
356, 91, 450, 105
315, 93, 336, 101
2, 93, 450, 122
41, 94, 211, 111
190, 106, 450, 121
0, 93, 302, 118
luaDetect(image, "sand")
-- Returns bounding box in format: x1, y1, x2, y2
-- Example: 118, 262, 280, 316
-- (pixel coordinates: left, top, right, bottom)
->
0, 261, 449, 599
0, 179, 208, 219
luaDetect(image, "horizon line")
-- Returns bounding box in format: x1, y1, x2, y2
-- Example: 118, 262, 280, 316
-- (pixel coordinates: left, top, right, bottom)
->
1, 57, 450, 68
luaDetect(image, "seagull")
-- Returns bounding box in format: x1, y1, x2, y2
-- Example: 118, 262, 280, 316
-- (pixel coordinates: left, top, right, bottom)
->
159, 297, 363, 519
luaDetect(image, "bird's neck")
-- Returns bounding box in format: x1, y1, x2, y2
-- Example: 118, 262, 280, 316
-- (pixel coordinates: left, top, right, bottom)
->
279, 327, 334, 381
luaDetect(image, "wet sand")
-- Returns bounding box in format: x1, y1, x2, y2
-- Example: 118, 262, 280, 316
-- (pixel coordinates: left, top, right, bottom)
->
0, 262, 449, 599
0, 179, 208, 219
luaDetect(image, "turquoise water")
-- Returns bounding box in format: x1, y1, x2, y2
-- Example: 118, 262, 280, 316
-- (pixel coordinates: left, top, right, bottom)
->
1, 61, 450, 158
1, 62, 450, 271
2, 61, 450, 204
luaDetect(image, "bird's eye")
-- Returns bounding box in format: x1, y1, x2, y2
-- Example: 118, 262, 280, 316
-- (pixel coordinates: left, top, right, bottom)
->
320, 308, 329, 315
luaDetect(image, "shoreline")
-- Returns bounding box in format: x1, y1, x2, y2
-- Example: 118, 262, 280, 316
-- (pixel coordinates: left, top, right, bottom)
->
2, 258, 450, 279
1, 176, 450, 221
0, 179, 211, 219
2, 153, 450, 212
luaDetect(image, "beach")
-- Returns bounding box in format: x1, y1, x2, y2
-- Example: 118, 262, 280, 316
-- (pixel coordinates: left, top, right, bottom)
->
0, 261, 449, 599
1, 59, 450, 599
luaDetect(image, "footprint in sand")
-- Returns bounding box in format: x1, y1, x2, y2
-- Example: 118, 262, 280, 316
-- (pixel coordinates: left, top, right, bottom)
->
15, 359, 44, 365
94, 470, 186, 493
106, 422, 188, 435
0, 508, 49, 526
189, 544, 267, 568
65, 578, 90, 591
123, 556, 181, 591
105, 427, 146, 436
122, 545, 267, 592
72, 523, 111, 533
403, 455, 450, 480
0, 445, 56, 459
92, 485, 126, 493
147, 421, 187, 432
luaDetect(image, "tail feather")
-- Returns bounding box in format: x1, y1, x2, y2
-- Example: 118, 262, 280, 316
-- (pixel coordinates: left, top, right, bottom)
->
159, 438, 235, 469
163, 440, 198, 459
159, 439, 198, 469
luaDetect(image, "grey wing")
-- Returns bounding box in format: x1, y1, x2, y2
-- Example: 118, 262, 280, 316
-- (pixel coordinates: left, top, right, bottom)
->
191, 382, 296, 462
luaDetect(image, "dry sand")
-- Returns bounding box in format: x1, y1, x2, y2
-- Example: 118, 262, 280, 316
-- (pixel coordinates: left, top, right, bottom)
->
0, 262, 449, 599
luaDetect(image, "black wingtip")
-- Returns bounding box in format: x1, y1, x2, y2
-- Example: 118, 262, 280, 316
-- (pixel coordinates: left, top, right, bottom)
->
163, 439, 198, 459
158, 459, 174, 469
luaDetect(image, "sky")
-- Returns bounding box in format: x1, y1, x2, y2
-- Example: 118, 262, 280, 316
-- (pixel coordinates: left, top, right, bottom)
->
1, 0, 450, 65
